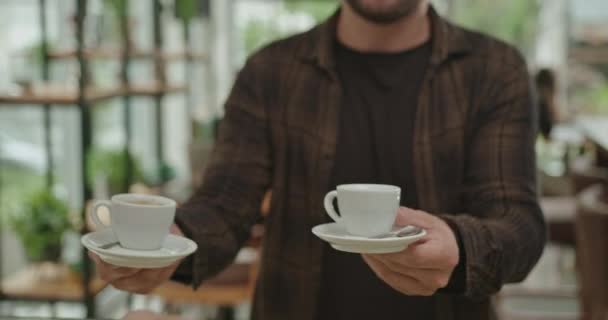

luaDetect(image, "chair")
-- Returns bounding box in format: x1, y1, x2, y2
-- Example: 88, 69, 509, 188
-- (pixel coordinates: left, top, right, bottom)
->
542, 164, 608, 254
576, 184, 608, 320
496, 164, 608, 319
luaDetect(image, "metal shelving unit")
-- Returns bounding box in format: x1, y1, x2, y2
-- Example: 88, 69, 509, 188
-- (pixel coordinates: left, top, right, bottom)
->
153, 0, 167, 183
0, 0, 209, 316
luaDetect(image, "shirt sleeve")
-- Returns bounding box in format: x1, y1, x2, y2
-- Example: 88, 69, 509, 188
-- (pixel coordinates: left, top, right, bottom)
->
439, 220, 467, 293
171, 52, 273, 288
439, 48, 546, 299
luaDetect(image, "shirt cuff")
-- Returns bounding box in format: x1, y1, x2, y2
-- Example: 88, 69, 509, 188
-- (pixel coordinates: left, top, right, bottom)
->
439, 217, 467, 294
169, 215, 195, 285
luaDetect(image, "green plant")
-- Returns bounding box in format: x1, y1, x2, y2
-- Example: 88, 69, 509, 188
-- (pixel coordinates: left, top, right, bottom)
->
0, 161, 45, 225
573, 83, 608, 115
242, 19, 287, 56
27, 40, 51, 67
107, 0, 127, 16
175, 0, 199, 24
10, 41, 53, 85
143, 162, 177, 186
103, 0, 130, 44
451, 0, 539, 54
87, 148, 143, 194
284, 1, 337, 22
191, 119, 219, 142
240, 1, 336, 56
9, 189, 72, 262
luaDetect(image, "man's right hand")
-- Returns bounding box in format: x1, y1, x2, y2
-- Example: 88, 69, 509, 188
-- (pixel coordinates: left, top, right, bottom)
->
89, 224, 185, 294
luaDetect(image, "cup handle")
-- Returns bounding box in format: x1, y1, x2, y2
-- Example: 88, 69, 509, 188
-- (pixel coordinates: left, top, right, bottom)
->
323, 191, 343, 224
89, 200, 112, 229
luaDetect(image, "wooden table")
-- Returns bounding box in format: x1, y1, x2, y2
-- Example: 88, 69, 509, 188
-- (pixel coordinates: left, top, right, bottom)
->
1, 263, 106, 302
153, 263, 255, 320
541, 197, 577, 245
576, 185, 608, 320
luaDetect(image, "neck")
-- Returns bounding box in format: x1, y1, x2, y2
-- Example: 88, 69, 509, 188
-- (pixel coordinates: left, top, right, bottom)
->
337, 3, 431, 53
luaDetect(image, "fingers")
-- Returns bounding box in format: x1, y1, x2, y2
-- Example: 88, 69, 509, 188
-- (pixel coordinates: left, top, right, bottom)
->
89, 251, 142, 281
111, 273, 158, 294
88, 250, 179, 294
378, 241, 458, 271
362, 255, 436, 296
367, 254, 451, 290
111, 263, 179, 294
378, 243, 447, 269
364, 209, 461, 295
394, 207, 436, 229
170, 224, 184, 237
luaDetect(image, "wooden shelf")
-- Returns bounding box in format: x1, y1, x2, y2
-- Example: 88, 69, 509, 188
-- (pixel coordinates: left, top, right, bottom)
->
162, 51, 209, 61
128, 83, 187, 96
48, 48, 208, 62
0, 85, 125, 105
48, 47, 118, 60
0, 81, 189, 105
1, 263, 107, 302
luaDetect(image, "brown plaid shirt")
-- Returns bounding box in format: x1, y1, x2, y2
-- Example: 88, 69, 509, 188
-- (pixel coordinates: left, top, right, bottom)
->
174, 8, 546, 320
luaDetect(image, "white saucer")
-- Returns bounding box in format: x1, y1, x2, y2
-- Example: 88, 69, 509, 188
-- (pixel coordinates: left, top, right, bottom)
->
81, 229, 197, 268
312, 223, 426, 254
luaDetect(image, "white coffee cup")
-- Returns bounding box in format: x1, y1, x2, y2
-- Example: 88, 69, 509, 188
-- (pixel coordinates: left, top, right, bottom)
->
324, 184, 401, 237
89, 194, 176, 250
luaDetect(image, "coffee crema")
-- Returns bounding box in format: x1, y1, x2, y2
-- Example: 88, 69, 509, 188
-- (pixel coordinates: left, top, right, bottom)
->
127, 199, 163, 206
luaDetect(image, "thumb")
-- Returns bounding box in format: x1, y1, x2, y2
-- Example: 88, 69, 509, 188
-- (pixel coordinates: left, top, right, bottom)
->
170, 223, 184, 237
394, 207, 436, 229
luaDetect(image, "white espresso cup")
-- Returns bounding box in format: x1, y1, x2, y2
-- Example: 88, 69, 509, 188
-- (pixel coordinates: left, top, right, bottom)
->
89, 193, 176, 250
324, 184, 401, 237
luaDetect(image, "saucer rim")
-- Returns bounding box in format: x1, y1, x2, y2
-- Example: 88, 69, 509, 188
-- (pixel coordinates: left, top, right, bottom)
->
93, 249, 179, 262
330, 243, 408, 254
96, 254, 177, 269
81, 231, 197, 259
311, 222, 426, 243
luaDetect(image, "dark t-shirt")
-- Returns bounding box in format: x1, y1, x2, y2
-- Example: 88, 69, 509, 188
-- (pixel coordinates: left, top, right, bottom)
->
317, 40, 433, 320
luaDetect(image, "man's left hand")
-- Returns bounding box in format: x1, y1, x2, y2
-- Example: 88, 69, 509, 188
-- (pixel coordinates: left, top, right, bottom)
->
362, 207, 460, 296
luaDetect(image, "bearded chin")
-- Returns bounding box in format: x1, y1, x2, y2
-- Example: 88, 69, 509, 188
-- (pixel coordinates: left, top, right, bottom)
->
345, 0, 424, 24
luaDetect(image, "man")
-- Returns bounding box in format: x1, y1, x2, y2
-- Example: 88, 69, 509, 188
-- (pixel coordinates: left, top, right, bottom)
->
90, 0, 546, 319
535, 68, 558, 140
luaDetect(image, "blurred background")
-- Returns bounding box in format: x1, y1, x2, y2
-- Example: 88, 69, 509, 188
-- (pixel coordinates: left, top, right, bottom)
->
0, 0, 607, 319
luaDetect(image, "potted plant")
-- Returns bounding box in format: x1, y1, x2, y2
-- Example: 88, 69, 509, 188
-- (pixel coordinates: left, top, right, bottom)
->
143, 161, 177, 187
9, 189, 72, 263
87, 148, 143, 195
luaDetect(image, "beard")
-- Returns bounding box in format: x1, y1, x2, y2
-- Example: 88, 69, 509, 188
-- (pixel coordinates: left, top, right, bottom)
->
344, 0, 425, 24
